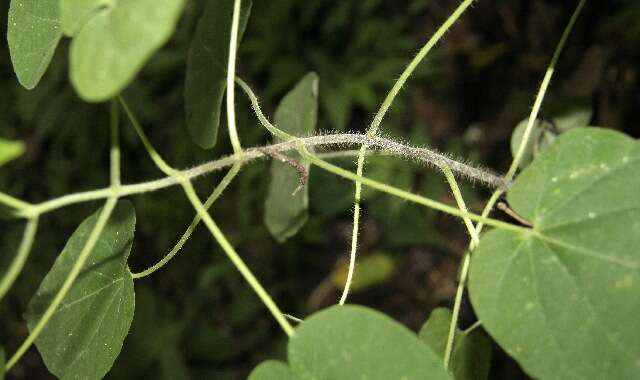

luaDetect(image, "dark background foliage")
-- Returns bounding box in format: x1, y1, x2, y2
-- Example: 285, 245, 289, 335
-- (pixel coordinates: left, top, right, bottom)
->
1, 0, 638, 379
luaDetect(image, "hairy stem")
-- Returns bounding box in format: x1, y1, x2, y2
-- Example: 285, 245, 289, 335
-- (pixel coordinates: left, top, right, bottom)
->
299, 146, 529, 235
236, 77, 291, 141
15, 133, 505, 217
347, 0, 476, 305
121, 99, 293, 336
443, 0, 586, 368
0, 218, 38, 301
5, 197, 118, 371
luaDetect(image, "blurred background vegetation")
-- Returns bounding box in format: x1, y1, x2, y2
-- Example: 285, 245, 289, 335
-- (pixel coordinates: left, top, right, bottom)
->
1, 0, 639, 379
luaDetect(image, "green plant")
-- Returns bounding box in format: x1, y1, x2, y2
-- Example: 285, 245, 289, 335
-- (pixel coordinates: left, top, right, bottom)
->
2, 0, 638, 379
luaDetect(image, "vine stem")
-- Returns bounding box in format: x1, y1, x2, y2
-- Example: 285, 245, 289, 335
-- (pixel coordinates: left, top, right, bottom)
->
111, 98, 121, 186
14, 133, 507, 217
226, 0, 243, 154
179, 179, 294, 337
5, 197, 118, 371
120, 97, 293, 337
345, 0, 476, 305
4, 101, 124, 371
0, 218, 38, 301
440, 165, 478, 370
299, 146, 529, 235
131, 0, 246, 280
442, 0, 586, 369
118, 95, 174, 176
238, 78, 526, 235
236, 77, 290, 141
131, 162, 242, 279
0, 192, 32, 213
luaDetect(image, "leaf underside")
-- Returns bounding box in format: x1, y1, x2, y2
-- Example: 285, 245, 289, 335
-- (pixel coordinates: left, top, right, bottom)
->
419, 307, 492, 380
64, 0, 186, 101
184, 0, 253, 149
264, 72, 319, 242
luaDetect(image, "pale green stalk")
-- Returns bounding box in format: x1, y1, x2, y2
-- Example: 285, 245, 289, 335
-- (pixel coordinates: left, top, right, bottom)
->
119, 95, 175, 176
120, 96, 293, 336
0, 192, 33, 213
180, 179, 294, 336
299, 146, 529, 235
439, 166, 479, 369
236, 77, 291, 140
441, 165, 480, 246
131, 162, 242, 279
346, 0, 476, 305
5, 197, 118, 371
239, 78, 524, 234
111, 99, 121, 186
0, 218, 38, 301
226, 0, 243, 153
506, 0, 586, 180
442, 0, 586, 368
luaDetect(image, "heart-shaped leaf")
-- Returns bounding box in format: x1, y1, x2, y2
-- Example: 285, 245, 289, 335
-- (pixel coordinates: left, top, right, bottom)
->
470, 128, 640, 379
419, 308, 492, 380
0, 138, 25, 167
7, 0, 62, 89
184, 0, 253, 148
26, 201, 136, 380
248, 360, 296, 380
288, 305, 452, 380
264, 73, 318, 242
63, 0, 186, 101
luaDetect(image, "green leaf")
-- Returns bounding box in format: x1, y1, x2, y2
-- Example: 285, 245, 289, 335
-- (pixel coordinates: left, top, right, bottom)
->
288, 305, 453, 380
7, 0, 62, 89
419, 308, 492, 380
264, 73, 318, 242
510, 98, 593, 169
184, 0, 253, 149
510, 118, 555, 170
248, 360, 296, 380
26, 201, 136, 380
0, 138, 25, 167
321, 82, 353, 131
59, 0, 101, 36
470, 128, 640, 379
419, 308, 452, 357
63, 0, 186, 101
